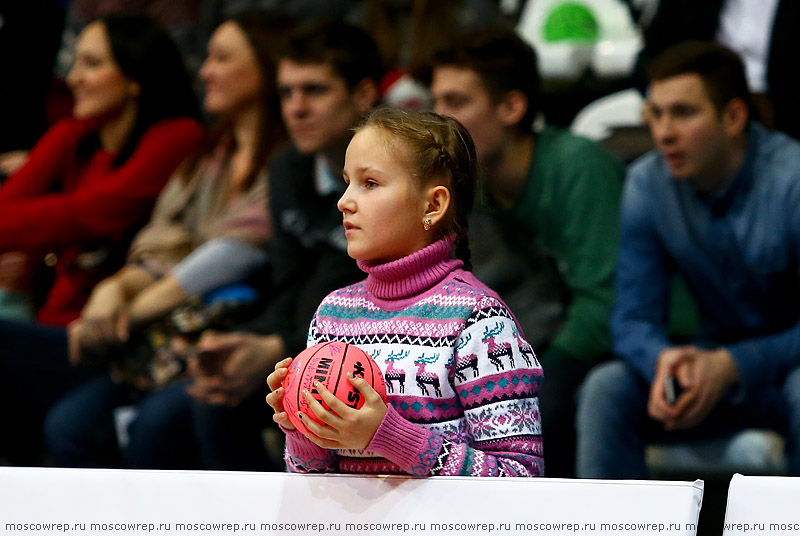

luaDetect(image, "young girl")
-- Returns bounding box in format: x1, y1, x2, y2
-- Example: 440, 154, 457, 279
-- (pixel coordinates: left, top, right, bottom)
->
267, 107, 544, 477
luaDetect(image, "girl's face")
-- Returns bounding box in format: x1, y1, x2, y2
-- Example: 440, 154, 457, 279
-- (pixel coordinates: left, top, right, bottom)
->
339, 127, 433, 264
200, 22, 263, 116
67, 22, 140, 120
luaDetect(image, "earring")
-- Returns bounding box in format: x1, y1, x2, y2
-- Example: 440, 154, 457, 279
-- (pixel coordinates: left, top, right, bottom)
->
423, 217, 432, 231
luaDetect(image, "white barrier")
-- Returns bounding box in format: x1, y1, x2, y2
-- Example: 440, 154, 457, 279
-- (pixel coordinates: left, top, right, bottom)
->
0, 468, 703, 536
724, 474, 800, 535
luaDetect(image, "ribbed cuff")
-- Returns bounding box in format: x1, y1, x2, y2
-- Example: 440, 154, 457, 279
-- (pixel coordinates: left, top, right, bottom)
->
284, 429, 327, 460
366, 405, 437, 472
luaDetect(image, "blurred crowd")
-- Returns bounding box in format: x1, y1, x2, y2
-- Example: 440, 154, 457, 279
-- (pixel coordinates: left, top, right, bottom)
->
2, 0, 800, 481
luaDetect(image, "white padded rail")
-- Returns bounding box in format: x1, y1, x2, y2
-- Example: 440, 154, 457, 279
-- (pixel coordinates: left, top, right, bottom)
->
0, 468, 703, 536
724, 473, 800, 535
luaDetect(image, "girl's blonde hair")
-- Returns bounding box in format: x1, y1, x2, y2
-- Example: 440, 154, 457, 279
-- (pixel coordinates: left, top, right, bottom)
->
357, 106, 478, 269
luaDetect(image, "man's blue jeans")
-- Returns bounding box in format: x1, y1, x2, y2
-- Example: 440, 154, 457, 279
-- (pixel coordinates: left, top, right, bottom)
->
576, 360, 800, 478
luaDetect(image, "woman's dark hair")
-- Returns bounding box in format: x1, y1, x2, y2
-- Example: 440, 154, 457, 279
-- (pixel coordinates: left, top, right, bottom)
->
93, 14, 201, 167
358, 106, 478, 270
210, 8, 297, 190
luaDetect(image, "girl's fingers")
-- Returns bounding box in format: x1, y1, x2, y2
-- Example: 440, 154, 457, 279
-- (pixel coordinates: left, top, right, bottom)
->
272, 411, 296, 431
302, 388, 341, 428
310, 381, 352, 416
266, 367, 288, 390
266, 387, 288, 413
298, 412, 338, 443
347, 373, 381, 403
303, 431, 335, 449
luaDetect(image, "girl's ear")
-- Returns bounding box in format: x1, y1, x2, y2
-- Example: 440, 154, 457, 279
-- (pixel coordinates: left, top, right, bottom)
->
424, 185, 451, 228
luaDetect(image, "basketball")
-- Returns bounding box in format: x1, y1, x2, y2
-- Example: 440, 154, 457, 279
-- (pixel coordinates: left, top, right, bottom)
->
282, 341, 387, 435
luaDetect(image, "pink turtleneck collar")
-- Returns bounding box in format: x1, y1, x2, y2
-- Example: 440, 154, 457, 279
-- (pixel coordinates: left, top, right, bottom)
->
356, 238, 464, 301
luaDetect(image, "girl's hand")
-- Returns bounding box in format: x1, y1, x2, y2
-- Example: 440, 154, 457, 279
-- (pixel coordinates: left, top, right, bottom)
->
265, 357, 295, 431
299, 373, 388, 450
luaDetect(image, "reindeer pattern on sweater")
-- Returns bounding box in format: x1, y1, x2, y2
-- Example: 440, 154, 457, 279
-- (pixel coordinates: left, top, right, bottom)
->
282, 239, 545, 477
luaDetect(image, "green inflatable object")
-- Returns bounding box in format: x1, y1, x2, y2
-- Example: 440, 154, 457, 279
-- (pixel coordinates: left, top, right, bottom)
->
543, 2, 599, 43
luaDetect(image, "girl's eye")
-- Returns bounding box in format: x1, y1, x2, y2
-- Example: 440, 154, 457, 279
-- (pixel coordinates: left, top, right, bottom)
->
364, 179, 378, 189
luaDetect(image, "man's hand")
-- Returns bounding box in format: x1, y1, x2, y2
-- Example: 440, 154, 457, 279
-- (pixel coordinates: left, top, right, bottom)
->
187, 331, 286, 407
649, 346, 739, 430
649, 345, 697, 424
666, 348, 739, 430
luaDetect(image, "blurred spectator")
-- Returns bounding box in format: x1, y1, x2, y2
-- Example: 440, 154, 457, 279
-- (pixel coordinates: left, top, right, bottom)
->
577, 42, 800, 478
430, 28, 625, 477
41, 9, 295, 469
55, 0, 206, 78
0, 14, 203, 465
635, 0, 800, 140
55, 0, 359, 84
357, 0, 510, 110
205, 0, 357, 24
0, 14, 203, 326
358, 0, 506, 76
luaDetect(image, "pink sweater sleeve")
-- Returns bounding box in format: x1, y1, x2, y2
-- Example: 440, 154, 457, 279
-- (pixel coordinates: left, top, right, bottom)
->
283, 430, 337, 473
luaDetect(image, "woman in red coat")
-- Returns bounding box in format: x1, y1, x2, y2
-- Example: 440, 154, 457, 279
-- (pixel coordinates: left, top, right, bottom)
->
0, 14, 203, 464
0, 14, 204, 326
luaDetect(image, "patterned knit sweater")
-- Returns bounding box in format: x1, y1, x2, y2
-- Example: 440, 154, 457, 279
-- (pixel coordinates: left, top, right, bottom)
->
283, 238, 545, 477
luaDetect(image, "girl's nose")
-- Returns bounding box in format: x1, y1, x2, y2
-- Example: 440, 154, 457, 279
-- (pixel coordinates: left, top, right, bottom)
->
337, 190, 354, 213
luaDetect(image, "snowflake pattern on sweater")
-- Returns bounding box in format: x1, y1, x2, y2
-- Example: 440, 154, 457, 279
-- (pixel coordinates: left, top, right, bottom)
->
283, 239, 544, 477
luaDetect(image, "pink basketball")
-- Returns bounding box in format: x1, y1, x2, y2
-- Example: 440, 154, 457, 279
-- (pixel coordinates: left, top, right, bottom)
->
282, 341, 387, 435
